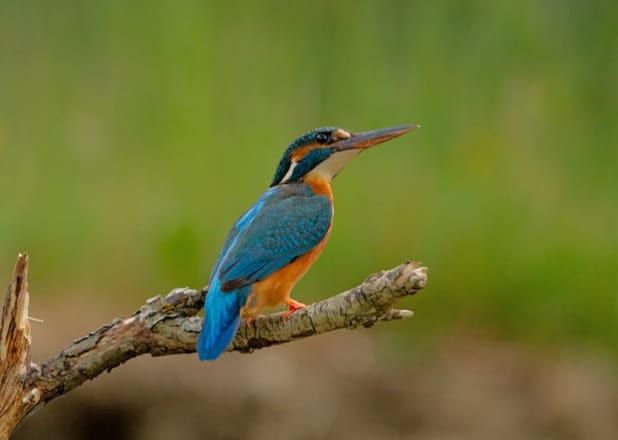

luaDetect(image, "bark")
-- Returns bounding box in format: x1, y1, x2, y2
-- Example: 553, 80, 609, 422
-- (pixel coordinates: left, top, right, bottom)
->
0, 254, 427, 438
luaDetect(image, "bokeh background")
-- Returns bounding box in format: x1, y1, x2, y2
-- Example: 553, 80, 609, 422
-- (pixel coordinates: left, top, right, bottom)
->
2, 1, 617, 439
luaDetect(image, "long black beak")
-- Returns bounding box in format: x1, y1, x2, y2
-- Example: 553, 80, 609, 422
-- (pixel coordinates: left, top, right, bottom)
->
335, 124, 419, 151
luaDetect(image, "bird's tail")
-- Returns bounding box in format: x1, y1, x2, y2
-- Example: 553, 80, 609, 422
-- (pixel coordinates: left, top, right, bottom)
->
197, 283, 248, 361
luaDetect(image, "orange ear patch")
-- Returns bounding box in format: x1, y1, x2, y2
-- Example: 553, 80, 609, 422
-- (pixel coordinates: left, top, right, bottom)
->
291, 129, 350, 162
291, 144, 315, 162
291, 142, 335, 161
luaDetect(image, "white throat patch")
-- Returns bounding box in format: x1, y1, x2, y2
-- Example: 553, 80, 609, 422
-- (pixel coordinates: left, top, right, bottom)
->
310, 149, 361, 180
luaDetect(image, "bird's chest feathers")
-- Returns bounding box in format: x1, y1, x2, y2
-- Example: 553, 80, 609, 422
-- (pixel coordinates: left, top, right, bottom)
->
303, 174, 334, 201
252, 232, 330, 308
250, 180, 333, 309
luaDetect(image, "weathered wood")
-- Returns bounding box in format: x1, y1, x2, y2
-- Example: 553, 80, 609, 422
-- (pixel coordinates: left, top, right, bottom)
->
0, 255, 427, 438
0, 255, 37, 440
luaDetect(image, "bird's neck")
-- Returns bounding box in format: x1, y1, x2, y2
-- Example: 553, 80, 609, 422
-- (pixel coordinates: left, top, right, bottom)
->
303, 173, 334, 201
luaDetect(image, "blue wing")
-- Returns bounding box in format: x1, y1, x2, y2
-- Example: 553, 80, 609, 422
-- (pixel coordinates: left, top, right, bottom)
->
197, 184, 332, 361
217, 189, 332, 291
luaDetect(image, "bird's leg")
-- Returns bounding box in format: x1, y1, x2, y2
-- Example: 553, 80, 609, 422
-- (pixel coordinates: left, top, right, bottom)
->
241, 294, 265, 328
242, 313, 266, 328
283, 298, 306, 320
241, 308, 263, 328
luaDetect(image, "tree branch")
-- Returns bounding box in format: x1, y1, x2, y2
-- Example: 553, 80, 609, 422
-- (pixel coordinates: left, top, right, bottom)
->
0, 254, 33, 439
0, 254, 427, 437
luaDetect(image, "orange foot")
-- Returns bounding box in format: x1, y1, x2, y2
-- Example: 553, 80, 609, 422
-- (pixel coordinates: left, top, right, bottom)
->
283, 298, 306, 321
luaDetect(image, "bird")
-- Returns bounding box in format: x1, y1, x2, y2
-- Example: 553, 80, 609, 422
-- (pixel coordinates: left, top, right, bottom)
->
197, 124, 417, 361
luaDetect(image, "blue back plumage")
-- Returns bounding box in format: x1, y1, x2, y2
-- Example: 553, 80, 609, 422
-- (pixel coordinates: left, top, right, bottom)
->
197, 184, 332, 361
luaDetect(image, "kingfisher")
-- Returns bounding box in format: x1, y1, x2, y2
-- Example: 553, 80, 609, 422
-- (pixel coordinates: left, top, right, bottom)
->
197, 124, 416, 361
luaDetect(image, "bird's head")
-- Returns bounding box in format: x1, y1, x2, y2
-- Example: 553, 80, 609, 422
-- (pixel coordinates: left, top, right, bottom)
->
270, 125, 417, 187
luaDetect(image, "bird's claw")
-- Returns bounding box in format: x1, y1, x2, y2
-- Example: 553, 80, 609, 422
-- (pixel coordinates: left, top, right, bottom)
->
282, 298, 306, 321
244, 315, 263, 328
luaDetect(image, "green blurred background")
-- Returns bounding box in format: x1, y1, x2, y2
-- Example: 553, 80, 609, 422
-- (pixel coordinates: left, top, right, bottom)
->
2, 1, 617, 438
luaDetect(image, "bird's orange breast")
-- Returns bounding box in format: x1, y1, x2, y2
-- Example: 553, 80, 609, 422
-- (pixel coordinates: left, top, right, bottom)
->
250, 231, 330, 310
243, 175, 334, 317
304, 173, 334, 201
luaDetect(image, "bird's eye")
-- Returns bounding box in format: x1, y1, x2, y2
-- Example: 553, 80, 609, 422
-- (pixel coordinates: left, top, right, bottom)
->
315, 132, 330, 144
